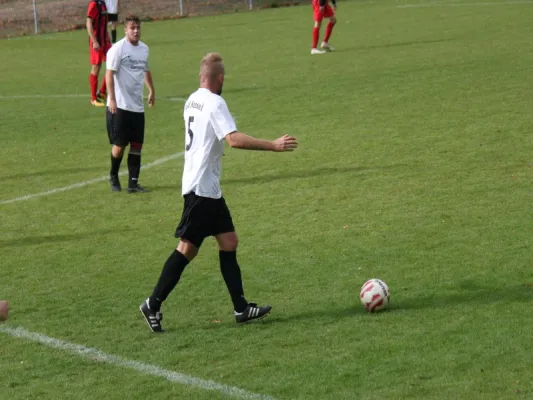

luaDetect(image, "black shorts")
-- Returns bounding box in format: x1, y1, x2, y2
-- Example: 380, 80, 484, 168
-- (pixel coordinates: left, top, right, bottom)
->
175, 192, 235, 248
108, 13, 119, 22
106, 108, 145, 147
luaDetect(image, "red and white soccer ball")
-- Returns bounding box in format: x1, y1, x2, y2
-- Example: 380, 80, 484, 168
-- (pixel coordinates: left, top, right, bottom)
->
360, 279, 390, 312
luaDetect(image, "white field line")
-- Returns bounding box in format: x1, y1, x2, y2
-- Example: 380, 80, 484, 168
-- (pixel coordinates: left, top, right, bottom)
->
0, 94, 186, 101
397, 1, 533, 7
0, 152, 184, 205
0, 325, 276, 400
0, 94, 238, 205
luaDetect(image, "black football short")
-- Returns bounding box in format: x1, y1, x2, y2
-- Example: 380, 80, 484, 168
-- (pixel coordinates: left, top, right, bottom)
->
175, 192, 235, 248
108, 13, 119, 22
106, 107, 145, 147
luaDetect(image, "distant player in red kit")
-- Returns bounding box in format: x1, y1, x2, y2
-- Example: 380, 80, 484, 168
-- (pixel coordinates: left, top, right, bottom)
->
87, 0, 112, 107
311, 0, 337, 55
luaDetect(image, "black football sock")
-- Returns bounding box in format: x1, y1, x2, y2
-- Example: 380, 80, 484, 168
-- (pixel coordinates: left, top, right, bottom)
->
110, 153, 123, 176
111, 29, 117, 43
127, 152, 141, 188
219, 251, 248, 313
149, 250, 190, 312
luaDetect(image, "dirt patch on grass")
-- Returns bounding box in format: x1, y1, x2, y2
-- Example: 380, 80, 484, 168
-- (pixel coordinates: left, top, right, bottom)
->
0, 0, 305, 38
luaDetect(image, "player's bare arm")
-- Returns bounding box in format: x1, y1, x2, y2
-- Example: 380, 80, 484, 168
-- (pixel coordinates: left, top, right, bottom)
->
225, 132, 298, 152
86, 18, 100, 50
144, 71, 155, 108
0, 300, 8, 321
105, 69, 117, 113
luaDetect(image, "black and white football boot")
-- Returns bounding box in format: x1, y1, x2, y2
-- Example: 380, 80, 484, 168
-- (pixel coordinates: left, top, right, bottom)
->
127, 184, 150, 193
235, 302, 272, 324
109, 175, 121, 192
139, 298, 164, 333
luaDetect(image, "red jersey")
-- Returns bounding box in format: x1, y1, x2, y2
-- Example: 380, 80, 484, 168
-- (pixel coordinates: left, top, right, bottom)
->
87, 0, 109, 48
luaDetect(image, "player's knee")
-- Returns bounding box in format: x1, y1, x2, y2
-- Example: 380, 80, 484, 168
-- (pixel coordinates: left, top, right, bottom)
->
224, 236, 239, 251
229, 236, 239, 251
177, 239, 198, 261
130, 142, 143, 155
112, 145, 124, 158
91, 65, 101, 75
330, 16, 337, 24
217, 232, 238, 251
314, 20, 322, 28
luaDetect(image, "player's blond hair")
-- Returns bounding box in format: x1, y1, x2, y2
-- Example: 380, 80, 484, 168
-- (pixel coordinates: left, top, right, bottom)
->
200, 52, 225, 81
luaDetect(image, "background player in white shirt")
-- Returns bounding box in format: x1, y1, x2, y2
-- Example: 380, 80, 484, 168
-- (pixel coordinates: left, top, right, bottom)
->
104, 0, 119, 43
105, 15, 155, 193
140, 53, 298, 333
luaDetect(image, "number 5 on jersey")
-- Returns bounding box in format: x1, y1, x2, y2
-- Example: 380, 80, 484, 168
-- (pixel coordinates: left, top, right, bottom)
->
186, 116, 194, 151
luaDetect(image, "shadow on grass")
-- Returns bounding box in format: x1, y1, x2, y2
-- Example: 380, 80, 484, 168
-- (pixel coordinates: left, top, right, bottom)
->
336, 37, 457, 53
0, 166, 104, 182
158, 85, 264, 102
223, 86, 265, 95
231, 283, 533, 327
0, 229, 127, 249
139, 164, 406, 192
160, 83, 296, 101
222, 164, 407, 186
389, 283, 533, 311
261, 305, 362, 325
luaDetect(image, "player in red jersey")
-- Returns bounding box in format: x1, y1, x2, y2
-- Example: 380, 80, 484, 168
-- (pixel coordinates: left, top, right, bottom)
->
87, 0, 112, 107
311, 0, 337, 55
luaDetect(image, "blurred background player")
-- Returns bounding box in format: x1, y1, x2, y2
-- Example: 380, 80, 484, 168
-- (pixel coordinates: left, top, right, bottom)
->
87, 0, 112, 107
311, 0, 337, 55
106, 15, 155, 193
105, 0, 120, 43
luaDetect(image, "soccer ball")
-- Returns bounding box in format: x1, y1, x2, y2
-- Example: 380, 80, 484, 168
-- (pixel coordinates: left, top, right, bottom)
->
360, 279, 390, 312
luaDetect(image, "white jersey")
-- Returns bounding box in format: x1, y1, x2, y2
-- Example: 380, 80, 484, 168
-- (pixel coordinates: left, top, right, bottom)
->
181, 88, 237, 199
106, 38, 149, 113
105, 0, 118, 14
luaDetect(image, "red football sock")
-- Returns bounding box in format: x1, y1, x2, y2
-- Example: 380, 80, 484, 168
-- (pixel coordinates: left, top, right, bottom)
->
99, 78, 107, 96
312, 27, 320, 49
324, 22, 335, 43
89, 74, 98, 101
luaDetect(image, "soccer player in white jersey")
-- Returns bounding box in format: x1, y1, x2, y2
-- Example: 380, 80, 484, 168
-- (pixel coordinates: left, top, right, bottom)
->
139, 53, 298, 333
105, 0, 120, 43
105, 15, 155, 193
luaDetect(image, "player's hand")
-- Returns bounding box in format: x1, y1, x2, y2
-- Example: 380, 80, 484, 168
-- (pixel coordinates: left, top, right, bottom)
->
273, 134, 298, 152
319, 6, 325, 14
148, 92, 155, 108
109, 99, 117, 114
92, 40, 100, 51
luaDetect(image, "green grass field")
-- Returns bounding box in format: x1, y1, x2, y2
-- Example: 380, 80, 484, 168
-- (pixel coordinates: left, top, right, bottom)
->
1, 0, 533, 398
